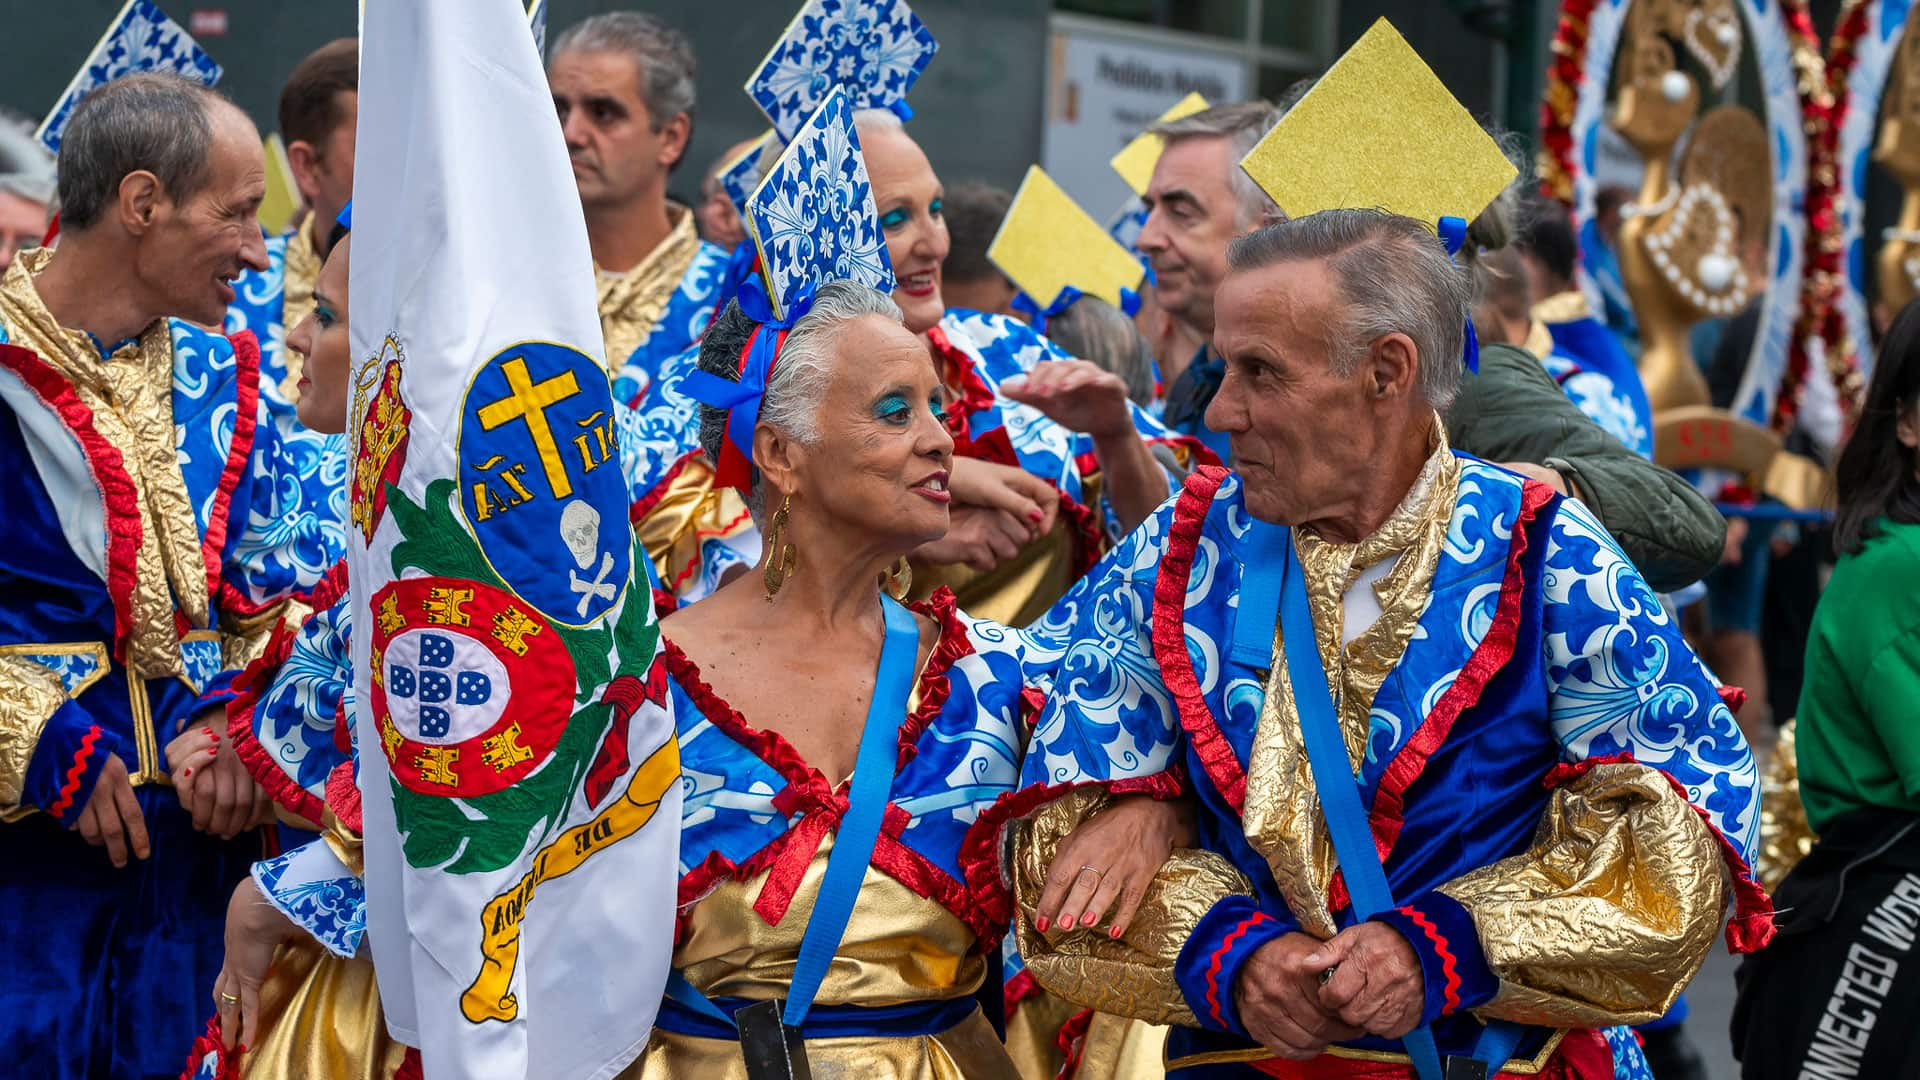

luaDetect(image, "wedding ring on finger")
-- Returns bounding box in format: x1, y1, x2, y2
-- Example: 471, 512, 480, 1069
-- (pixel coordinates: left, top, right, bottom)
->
219, 991, 242, 1005
1076, 864, 1104, 881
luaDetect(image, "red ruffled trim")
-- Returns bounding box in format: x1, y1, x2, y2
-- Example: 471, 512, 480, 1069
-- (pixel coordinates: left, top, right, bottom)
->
176, 1015, 240, 1080
927, 325, 999, 449
225, 619, 327, 825
1054, 486, 1107, 579
392, 1048, 423, 1080
1004, 966, 1039, 1011
1542, 751, 1776, 953
1330, 478, 1558, 911
199, 332, 260, 606
308, 558, 351, 612
1149, 466, 1244, 812
1054, 1008, 1095, 1080
326, 755, 362, 834
627, 452, 698, 526
1717, 683, 1748, 715
0, 344, 143, 662
666, 590, 987, 935
954, 768, 1186, 947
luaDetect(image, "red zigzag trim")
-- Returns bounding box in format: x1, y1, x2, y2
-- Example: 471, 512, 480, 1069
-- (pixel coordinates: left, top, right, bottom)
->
1204, 911, 1272, 1028
1397, 905, 1463, 1014
48, 724, 103, 821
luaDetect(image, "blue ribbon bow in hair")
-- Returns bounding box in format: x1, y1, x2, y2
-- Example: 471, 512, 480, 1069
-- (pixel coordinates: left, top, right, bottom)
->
1437, 214, 1479, 374
682, 274, 819, 493
1008, 285, 1142, 335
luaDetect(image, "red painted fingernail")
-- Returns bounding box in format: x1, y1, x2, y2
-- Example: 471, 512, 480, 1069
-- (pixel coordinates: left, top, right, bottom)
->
1028, 510, 1044, 523
203, 727, 214, 736
1109, 925, 1123, 939
180, 767, 192, 778
1035, 916, 1049, 933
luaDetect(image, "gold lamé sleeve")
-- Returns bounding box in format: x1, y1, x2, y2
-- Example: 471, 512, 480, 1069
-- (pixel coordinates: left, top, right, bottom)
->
1011, 787, 1244, 1027
1436, 761, 1728, 1029
632, 458, 752, 589
0, 656, 71, 813
320, 808, 366, 880
220, 596, 311, 673
1756, 718, 1814, 893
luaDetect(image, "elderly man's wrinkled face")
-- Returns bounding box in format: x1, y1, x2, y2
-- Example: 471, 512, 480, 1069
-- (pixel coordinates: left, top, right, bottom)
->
1205, 259, 1397, 529
139, 104, 269, 326
862, 125, 950, 335
783, 314, 955, 548
1137, 135, 1241, 335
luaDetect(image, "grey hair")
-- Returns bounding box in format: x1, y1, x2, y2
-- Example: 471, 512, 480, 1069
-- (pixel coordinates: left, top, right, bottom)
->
552, 13, 696, 161
1150, 102, 1281, 229
0, 115, 55, 205
852, 108, 905, 138
695, 280, 905, 518
1046, 297, 1155, 406
1227, 209, 1473, 411
56, 73, 225, 231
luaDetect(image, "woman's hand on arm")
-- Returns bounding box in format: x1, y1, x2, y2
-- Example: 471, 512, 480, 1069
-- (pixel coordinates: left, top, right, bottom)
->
946, 456, 1059, 538
1033, 794, 1195, 938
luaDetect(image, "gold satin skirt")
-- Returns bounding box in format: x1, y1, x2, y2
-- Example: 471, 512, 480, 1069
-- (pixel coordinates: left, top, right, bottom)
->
623, 1007, 1014, 1079
231, 937, 410, 1079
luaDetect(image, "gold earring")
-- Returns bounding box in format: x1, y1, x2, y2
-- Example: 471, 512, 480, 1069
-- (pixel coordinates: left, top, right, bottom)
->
883, 555, 913, 601
763, 494, 797, 601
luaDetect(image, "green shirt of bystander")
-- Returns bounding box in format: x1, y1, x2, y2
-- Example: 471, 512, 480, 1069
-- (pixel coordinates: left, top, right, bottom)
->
1796, 518, 1920, 835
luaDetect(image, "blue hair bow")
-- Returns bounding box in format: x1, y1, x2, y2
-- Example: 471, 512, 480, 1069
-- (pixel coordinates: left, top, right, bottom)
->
1009, 285, 1142, 335
1437, 214, 1479, 374
682, 274, 819, 493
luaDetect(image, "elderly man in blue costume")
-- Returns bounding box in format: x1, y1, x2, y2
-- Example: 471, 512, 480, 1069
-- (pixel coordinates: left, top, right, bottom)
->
0, 74, 342, 1078
1005, 204, 1773, 1079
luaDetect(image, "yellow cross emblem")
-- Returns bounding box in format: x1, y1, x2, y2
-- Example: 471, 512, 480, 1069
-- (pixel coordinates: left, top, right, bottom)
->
475, 356, 582, 500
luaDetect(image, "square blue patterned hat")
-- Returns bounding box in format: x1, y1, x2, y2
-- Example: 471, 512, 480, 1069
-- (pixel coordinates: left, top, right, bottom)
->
37, 0, 221, 154
719, 130, 785, 216
745, 0, 938, 144
744, 85, 895, 320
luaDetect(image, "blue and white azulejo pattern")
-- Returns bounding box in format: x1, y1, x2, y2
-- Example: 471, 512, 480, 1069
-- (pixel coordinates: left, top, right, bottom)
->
746, 0, 938, 142
746, 86, 894, 319
721, 130, 784, 217
39, 0, 222, 153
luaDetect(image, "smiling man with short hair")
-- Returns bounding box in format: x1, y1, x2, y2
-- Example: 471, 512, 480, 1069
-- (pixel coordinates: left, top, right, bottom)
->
0, 73, 342, 1078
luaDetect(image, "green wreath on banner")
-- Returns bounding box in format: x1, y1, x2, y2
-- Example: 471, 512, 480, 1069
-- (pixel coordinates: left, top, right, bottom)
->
379, 478, 659, 875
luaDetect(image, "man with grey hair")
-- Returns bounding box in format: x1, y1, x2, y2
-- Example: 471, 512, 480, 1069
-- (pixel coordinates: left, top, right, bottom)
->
549, 11, 730, 403
1009, 209, 1766, 1078
0, 73, 341, 1077
1130, 100, 1722, 593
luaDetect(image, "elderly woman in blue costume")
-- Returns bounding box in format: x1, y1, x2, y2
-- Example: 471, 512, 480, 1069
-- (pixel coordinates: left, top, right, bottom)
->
633, 267, 1189, 1076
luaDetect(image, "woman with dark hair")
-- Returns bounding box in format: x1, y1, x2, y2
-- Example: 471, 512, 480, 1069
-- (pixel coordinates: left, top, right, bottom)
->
1731, 299, 1920, 1079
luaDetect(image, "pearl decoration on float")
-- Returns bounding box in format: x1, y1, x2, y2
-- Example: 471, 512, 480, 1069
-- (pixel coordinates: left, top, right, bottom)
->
1661, 71, 1691, 103
1642, 184, 1750, 317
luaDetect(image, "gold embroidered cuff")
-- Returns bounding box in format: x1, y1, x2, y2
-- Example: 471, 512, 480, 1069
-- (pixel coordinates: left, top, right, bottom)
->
0, 656, 72, 812
1012, 786, 1243, 1026
1437, 761, 1728, 1028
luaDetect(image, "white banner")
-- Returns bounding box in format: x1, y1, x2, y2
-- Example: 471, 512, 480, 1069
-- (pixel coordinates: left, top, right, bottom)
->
348, 1, 680, 1076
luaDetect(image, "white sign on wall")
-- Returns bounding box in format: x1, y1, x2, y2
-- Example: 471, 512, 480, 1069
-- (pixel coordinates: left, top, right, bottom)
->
1041, 17, 1249, 221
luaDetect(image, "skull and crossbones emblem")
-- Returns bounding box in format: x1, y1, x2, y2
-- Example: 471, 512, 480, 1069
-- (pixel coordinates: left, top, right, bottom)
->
560, 500, 615, 617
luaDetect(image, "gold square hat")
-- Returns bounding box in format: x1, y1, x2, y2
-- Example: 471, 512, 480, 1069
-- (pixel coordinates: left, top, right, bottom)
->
1109, 92, 1210, 197
1238, 18, 1515, 230
988, 166, 1144, 314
